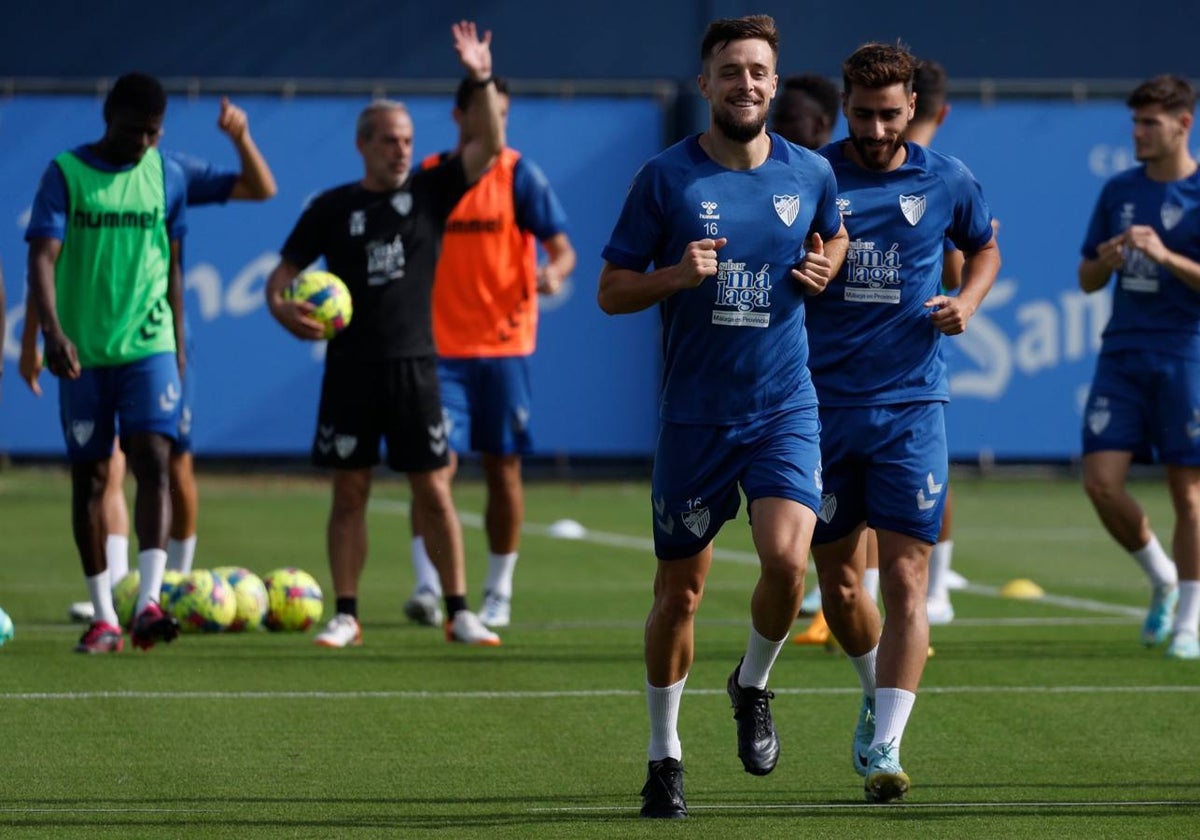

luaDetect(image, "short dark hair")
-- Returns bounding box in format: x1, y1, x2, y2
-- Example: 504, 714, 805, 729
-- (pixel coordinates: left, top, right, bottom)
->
454, 75, 510, 112
781, 74, 840, 123
912, 60, 948, 123
700, 15, 779, 72
103, 72, 166, 122
1127, 74, 1195, 113
842, 42, 917, 96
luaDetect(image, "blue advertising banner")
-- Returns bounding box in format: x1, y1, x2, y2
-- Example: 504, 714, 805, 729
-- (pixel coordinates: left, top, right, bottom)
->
0, 97, 1168, 461
0, 94, 664, 456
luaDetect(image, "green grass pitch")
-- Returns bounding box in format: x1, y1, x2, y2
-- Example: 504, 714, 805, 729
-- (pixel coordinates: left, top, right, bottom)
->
0, 466, 1197, 838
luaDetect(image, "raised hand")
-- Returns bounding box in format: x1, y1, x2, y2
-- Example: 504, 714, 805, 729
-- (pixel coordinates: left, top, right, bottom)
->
452, 20, 493, 80
791, 232, 832, 295
216, 96, 248, 142
676, 237, 727, 288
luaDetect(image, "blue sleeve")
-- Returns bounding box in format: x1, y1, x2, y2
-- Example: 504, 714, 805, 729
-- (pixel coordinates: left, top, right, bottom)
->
163, 158, 188, 241
1080, 181, 1112, 259
813, 161, 842, 241
512, 156, 569, 241
24, 161, 69, 241
601, 163, 661, 271
945, 159, 993, 253
165, 149, 237, 207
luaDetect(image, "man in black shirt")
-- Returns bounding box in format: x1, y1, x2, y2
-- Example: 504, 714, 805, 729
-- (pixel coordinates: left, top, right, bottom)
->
266, 20, 503, 647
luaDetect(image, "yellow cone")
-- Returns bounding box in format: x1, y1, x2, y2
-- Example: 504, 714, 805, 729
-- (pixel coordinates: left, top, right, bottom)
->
1000, 578, 1045, 599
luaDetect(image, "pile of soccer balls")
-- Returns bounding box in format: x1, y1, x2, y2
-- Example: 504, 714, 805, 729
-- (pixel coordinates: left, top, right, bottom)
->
113, 566, 323, 633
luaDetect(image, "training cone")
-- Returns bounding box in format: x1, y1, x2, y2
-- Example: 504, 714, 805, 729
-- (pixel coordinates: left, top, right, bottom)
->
1000, 578, 1045, 599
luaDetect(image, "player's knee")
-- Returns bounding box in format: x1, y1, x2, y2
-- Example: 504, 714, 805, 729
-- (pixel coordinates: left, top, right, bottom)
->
654, 584, 703, 623
1082, 471, 1122, 506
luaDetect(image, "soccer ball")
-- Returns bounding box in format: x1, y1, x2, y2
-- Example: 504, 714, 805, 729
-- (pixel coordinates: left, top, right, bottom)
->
115, 570, 187, 628
284, 270, 353, 340
167, 569, 237, 633
262, 567, 324, 632
0, 606, 13, 646
212, 566, 269, 631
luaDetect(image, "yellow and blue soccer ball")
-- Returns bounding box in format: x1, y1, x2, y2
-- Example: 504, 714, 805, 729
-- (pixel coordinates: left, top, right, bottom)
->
167, 569, 237, 633
113, 570, 186, 629
283, 270, 353, 340
262, 567, 324, 632
0, 606, 13, 646
212, 566, 269, 632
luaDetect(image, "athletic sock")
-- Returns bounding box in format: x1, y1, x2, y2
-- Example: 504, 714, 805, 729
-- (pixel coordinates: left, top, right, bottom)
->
335, 597, 358, 619
166, 535, 197, 574
646, 674, 687, 761
863, 567, 881, 602
136, 549, 168, 614
484, 551, 519, 598
444, 594, 468, 619
871, 687, 916, 754
1133, 534, 1177, 589
411, 536, 442, 595
105, 535, 130, 585
927, 541, 951, 601
738, 626, 786, 690
850, 646, 878, 697
86, 571, 119, 627
1175, 580, 1200, 638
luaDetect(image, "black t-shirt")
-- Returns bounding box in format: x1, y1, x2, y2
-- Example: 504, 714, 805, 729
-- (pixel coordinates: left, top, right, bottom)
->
280, 158, 468, 360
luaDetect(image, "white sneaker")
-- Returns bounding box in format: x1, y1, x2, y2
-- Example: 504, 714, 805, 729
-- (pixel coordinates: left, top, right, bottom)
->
926, 596, 955, 626
314, 613, 362, 648
403, 589, 444, 627
478, 591, 511, 628
445, 610, 501, 646
69, 601, 96, 623
945, 569, 969, 590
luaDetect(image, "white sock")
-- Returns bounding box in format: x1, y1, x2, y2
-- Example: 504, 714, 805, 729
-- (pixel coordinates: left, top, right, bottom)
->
647, 675, 687, 761
863, 567, 880, 602
1175, 580, 1200, 638
738, 626, 787, 690
484, 551, 519, 599
166, 535, 197, 574
1132, 535, 1177, 589
86, 571, 119, 627
850, 646, 878, 697
105, 534, 130, 585
927, 541, 951, 601
136, 549, 168, 613
411, 536, 442, 595
871, 687, 916, 753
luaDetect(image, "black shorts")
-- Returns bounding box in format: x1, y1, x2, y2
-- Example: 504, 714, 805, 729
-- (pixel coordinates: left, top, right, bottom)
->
312, 356, 450, 473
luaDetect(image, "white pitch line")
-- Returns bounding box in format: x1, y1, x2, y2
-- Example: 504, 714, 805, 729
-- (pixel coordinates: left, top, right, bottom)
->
369, 499, 1146, 618
0, 807, 229, 814
1, 684, 1197, 701
532, 799, 1199, 813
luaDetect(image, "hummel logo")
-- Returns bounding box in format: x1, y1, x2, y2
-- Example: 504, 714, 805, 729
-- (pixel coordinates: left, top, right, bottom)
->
916, 472, 943, 511
653, 496, 675, 536
699, 200, 719, 220
159, 382, 180, 413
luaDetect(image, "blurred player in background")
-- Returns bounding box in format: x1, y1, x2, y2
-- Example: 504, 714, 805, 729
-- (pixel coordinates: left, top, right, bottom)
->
1079, 74, 1200, 660
23, 95, 277, 622
26, 72, 190, 653
600, 15, 847, 818
807, 43, 999, 802
266, 20, 504, 649
404, 75, 576, 630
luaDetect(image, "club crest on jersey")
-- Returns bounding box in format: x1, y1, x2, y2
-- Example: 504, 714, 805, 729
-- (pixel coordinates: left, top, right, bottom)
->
1161, 204, 1184, 231
681, 507, 710, 539
334, 435, 358, 459
899, 194, 926, 226
773, 194, 800, 227
1087, 396, 1111, 436
71, 420, 95, 447
699, 200, 720, 220
391, 192, 413, 216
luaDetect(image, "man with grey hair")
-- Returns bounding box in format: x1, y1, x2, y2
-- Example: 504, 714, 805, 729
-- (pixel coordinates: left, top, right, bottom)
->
266, 20, 504, 647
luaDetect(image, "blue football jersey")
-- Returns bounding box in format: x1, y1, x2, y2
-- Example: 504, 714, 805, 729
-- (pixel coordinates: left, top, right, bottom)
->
602, 133, 843, 424
808, 141, 993, 405
1081, 166, 1200, 360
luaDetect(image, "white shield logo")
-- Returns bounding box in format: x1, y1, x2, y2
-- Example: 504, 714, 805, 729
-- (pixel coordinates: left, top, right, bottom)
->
681, 507, 711, 539
391, 192, 413, 216
899, 194, 926, 226
1087, 408, 1111, 436
71, 420, 95, 447
817, 493, 837, 524
1161, 204, 1184, 231
773, 194, 799, 227
334, 435, 357, 459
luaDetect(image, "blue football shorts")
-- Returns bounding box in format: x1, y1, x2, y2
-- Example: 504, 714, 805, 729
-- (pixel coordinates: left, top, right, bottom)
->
438, 356, 533, 456
1083, 349, 1200, 466
813, 401, 948, 546
58, 352, 182, 462
650, 404, 823, 561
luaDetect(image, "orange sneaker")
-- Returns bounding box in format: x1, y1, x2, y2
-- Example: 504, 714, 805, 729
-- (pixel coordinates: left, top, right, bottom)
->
792, 610, 830, 645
